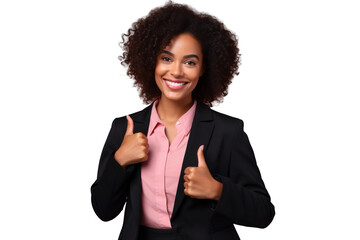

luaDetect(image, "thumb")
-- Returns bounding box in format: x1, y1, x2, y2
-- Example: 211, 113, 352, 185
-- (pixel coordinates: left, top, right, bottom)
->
197, 145, 207, 168
125, 115, 134, 135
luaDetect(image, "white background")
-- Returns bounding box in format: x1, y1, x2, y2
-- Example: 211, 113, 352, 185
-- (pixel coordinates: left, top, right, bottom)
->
1, 0, 359, 239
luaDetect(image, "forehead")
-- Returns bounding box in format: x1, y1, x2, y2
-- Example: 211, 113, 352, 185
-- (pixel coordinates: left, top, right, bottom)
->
164, 33, 202, 56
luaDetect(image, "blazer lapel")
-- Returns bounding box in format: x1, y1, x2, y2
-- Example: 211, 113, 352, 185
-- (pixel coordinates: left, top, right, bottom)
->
171, 101, 214, 220
128, 102, 153, 222
131, 103, 153, 135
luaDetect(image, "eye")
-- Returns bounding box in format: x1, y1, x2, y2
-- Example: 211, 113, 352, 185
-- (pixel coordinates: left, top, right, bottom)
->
161, 56, 171, 62
185, 60, 196, 66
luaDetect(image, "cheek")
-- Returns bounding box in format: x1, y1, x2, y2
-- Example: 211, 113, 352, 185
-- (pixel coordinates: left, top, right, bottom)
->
154, 73, 163, 91
188, 74, 200, 91
191, 79, 199, 90
154, 66, 163, 86
155, 63, 167, 77
187, 68, 202, 82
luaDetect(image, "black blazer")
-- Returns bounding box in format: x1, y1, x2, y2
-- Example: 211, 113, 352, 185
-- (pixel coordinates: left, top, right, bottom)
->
91, 101, 275, 240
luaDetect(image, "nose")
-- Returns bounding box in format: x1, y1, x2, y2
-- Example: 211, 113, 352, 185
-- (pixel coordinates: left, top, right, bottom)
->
170, 62, 183, 78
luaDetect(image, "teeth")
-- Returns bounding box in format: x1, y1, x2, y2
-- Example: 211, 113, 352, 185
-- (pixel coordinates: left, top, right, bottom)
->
165, 80, 186, 87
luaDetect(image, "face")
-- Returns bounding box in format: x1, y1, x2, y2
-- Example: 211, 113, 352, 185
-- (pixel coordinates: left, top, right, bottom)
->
155, 33, 204, 104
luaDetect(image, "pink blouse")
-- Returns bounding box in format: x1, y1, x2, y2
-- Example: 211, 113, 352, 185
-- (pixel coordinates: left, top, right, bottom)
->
140, 99, 197, 229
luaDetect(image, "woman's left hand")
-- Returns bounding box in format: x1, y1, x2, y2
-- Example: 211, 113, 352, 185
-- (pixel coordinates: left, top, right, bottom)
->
184, 145, 223, 201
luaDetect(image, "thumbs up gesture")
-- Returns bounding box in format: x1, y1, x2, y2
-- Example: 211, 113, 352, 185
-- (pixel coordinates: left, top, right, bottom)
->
184, 145, 223, 200
114, 115, 149, 168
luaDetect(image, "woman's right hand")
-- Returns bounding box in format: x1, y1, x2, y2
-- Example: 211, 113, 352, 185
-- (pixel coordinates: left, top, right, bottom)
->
114, 115, 149, 168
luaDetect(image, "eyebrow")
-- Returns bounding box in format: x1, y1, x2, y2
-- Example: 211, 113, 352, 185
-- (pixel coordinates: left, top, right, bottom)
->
160, 50, 200, 61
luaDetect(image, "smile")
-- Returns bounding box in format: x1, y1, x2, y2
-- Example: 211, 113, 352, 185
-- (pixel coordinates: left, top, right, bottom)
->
163, 79, 188, 90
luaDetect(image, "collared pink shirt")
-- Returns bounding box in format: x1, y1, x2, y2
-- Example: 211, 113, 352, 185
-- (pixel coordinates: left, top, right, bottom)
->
140, 99, 197, 229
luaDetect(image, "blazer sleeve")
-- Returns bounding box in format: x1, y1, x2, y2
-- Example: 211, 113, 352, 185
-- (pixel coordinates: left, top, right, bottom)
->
212, 119, 275, 228
90, 117, 135, 221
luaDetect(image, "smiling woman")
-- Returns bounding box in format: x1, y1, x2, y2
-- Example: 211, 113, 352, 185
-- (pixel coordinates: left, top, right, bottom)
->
90, 2, 275, 240
118, 2, 240, 107
155, 33, 204, 106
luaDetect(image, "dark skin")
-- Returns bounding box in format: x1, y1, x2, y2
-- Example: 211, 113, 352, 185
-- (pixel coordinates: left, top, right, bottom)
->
114, 33, 222, 201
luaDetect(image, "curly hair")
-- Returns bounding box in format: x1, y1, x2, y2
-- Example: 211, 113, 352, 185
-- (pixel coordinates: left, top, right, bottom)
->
119, 1, 240, 106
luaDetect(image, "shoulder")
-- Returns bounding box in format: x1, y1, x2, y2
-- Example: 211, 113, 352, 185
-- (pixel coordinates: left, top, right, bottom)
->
209, 108, 244, 130
195, 101, 245, 135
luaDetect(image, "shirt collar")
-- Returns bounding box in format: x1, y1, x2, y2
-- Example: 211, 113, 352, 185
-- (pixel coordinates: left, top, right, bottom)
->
176, 99, 197, 136
147, 99, 162, 136
147, 99, 197, 136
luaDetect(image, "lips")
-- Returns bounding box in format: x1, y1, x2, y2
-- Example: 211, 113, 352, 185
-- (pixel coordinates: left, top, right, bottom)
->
163, 78, 188, 90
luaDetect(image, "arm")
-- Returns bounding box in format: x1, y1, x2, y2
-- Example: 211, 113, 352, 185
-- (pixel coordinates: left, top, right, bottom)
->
212, 119, 275, 228
90, 117, 135, 221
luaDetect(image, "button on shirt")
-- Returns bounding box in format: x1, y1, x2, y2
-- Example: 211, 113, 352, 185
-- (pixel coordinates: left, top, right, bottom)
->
140, 99, 197, 229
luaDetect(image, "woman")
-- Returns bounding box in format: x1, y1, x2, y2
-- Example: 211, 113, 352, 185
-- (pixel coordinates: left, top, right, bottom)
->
91, 2, 275, 239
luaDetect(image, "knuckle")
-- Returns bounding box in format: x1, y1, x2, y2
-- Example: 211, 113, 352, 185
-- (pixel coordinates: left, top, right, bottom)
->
187, 188, 192, 196
184, 190, 188, 196
184, 175, 190, 182
139, 152, 147, 159
139, 138, 146, 145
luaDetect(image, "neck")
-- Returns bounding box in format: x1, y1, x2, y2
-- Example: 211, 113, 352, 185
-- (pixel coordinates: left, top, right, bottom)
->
156, 95, 194, 123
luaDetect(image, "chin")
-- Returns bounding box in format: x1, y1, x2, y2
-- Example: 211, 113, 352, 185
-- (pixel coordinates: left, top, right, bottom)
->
162, 92, 191, 103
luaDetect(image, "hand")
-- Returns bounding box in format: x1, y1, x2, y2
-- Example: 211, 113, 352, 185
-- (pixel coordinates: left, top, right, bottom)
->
184, 145, 223, 200
114, 115, 149, 168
